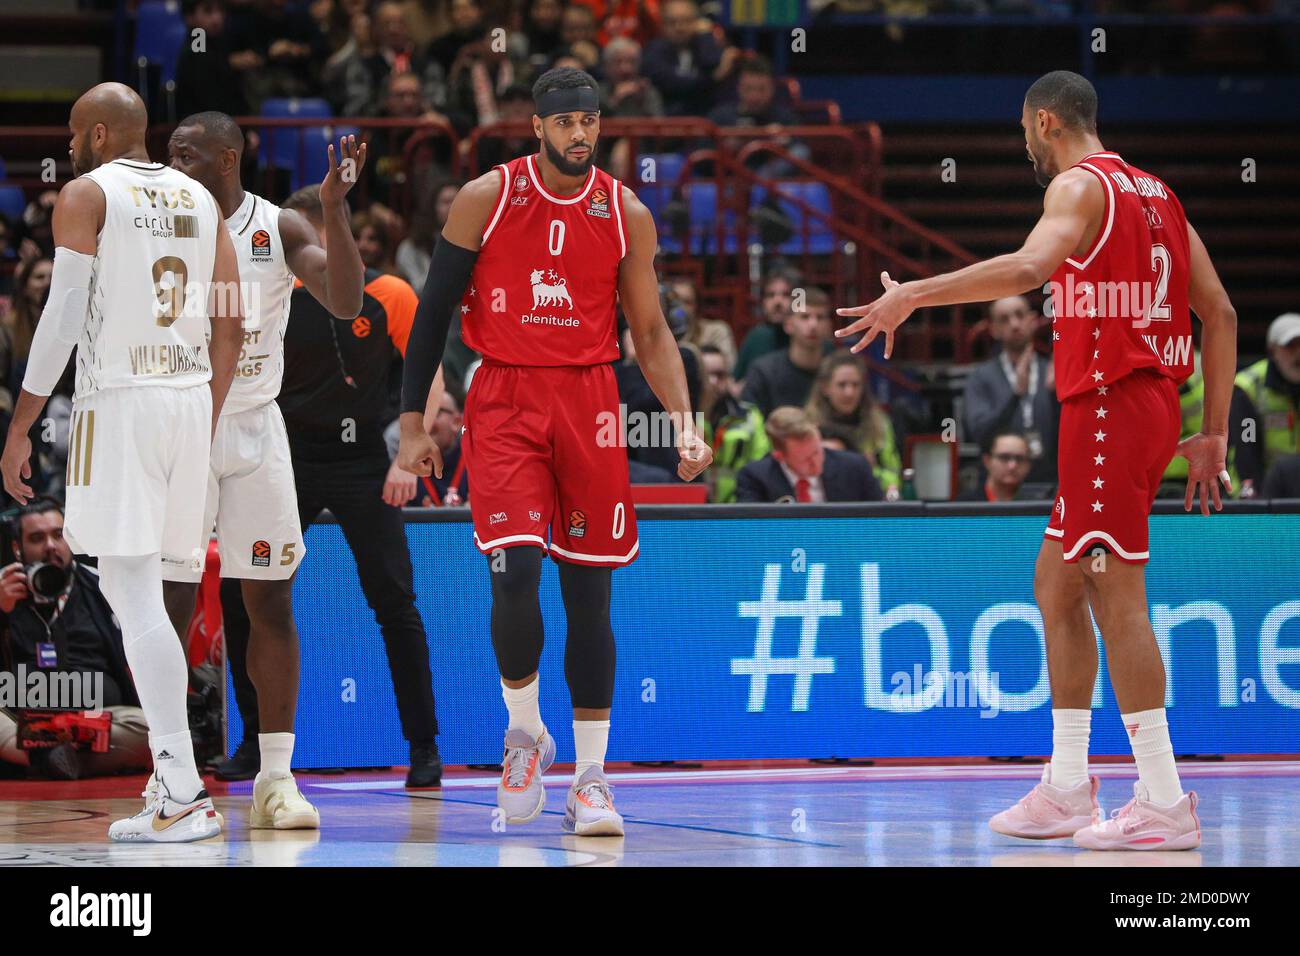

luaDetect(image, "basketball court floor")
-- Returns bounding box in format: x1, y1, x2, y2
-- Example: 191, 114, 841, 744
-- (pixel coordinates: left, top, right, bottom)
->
1, 759, 1296, 866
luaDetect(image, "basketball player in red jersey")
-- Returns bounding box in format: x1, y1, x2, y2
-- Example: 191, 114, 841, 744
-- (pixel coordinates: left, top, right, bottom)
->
398, 68, 711, 836
838, 71, 1237, 850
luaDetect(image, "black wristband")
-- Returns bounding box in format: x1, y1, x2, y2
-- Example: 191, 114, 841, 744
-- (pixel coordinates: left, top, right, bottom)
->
400, 236, 479, 414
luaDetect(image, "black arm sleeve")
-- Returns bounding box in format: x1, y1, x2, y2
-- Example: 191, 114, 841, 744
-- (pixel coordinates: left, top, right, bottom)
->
400, 235, 479, 414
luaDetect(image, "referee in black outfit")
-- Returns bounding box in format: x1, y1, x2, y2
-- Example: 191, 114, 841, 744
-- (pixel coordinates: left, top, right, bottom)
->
218, 185, 441, 787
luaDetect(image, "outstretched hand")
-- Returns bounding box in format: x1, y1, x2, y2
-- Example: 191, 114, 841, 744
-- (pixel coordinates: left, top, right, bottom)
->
834, 271, 912, 359
320, 134, 368, 206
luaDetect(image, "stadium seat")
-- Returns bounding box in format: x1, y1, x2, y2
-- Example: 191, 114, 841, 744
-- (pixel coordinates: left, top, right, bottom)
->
290, 124, 360, 193
752, 182, 836, 254
0, 185, 26, 222
134, 1, 188, 86
257, 99, 339, 190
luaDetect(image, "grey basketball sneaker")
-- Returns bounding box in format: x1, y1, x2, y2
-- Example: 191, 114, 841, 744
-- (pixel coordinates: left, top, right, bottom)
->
563, 766, 624, 836
497, 727, 555, 824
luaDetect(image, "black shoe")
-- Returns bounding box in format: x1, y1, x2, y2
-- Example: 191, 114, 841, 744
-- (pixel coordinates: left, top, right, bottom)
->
213, 738, 260, 781
37, 743, 83, 781
406, 741, 442, 789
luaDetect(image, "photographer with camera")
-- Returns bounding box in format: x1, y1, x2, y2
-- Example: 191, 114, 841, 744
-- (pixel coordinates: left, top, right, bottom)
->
0, 498, 149, 779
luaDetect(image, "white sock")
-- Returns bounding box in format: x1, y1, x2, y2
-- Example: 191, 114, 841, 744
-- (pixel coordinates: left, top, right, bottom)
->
502, 677, 544, 741
150, 729, 203, 802
573, 720, 610, 780
1122, 708, 1183, 806
259, 732, 295, 780
1048, 708, 1091, 789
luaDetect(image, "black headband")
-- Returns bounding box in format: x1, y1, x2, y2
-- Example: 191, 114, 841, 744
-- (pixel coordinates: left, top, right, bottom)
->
535, 86, 601, 118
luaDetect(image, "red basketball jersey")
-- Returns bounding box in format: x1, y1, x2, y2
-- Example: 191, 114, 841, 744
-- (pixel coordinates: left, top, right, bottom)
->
461, 154, 628, 367
1048, 151, 1194, 401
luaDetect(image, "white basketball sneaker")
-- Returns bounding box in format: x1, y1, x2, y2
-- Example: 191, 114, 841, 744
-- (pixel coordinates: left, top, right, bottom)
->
109, 777, 222, 843
251, 773, 321, 829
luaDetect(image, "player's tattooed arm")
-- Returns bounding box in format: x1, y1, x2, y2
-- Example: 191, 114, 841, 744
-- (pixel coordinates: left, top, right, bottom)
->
836, 168, 1100, 358
618, 186, 712, 481
2, 179, 104, 502
1177, 221, 1237, 515
396, 170, 498, 477
207, 217, 244, 436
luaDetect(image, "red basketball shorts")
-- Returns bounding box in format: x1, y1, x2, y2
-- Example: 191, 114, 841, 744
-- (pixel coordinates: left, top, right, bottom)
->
462, 362, 639, 567
1045, 368, 1180, 564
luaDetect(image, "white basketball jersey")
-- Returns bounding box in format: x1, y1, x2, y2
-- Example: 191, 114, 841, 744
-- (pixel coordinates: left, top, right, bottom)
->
75, 159, 221, 400
223, 192, 294, 415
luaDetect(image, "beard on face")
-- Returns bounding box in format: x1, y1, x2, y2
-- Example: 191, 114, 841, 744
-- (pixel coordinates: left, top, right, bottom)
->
72, 139, 96, 177
543, 132, 595, 177
1027, 138, 1053, 188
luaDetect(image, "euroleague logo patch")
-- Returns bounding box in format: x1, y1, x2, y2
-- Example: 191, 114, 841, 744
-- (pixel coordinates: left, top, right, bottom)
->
567, 509, 587, 538
586, 187, 610, 219
352, 316, 371, 338
251, 539, 271, 567
251, 229, 272, 257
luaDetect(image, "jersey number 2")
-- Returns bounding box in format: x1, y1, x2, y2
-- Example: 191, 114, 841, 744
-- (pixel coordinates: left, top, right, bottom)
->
1148, 243, 1171, 323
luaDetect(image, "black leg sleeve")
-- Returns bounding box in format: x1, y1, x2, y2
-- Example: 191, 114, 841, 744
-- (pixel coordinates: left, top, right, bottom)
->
488, 546, 545, 681
558, 563, 615, 710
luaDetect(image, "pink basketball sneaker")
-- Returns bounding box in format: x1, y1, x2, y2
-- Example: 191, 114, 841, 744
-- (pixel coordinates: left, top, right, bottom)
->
989, 765, 1100, 839
1073, 782, 1201, 851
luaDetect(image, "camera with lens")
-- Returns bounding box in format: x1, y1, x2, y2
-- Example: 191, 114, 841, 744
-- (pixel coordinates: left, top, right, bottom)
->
23, 561, 70, 604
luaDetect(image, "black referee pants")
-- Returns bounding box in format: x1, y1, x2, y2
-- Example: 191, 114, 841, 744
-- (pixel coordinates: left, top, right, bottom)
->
222, 451, 439, 748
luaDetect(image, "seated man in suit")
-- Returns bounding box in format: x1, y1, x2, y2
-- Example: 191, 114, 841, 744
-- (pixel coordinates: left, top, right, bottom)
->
736, 406, 884, 503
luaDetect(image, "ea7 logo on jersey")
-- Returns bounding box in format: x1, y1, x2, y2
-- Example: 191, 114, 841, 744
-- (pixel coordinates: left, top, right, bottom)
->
252, 229, 272, 257
529, 269, 573, 309
587, 187, 611, 219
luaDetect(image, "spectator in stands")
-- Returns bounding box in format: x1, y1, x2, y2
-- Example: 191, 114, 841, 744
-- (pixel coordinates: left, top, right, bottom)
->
700, 345, 768, 502
642, 0, 738, 116
0, 256, 52, 410
318, 0, 374, 71
709, 55, 795, 126
353, 210, 401, 275
669, 277, 736, 371
325, 0, 449, 117
523, 0, 566, 71
955, 430, 1033, 503
365, 71, 455, 207
805, 351, 900, 496
571, 0, 662, 45
427, 0, 488, 74
397, 179, 460, 289
557, 4, 603, 72
0, 499, 150, 780
600, 37, 665, 116
1230, 313, 1300, 497
616, 316, 702, 476
474, 84, 539, 167
734, 267, 797, 379
419, 378, 470, 506
12, 191, 57, 261
735, 406, 883, 503
1263, 453, 1300, 499
225, 0, 328, 109
707, 55, 809, 176
961, 295, 1058, 484
445, 26, 529, 130
741, 286, 833, 416
175, 0, 249, 120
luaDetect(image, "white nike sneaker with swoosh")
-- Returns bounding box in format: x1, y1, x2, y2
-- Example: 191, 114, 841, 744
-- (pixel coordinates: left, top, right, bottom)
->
110, 779, 222, 843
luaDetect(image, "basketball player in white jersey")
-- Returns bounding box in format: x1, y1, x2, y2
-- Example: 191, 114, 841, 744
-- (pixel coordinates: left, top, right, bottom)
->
0, 83, 245, 842
159, 112, 367, 828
